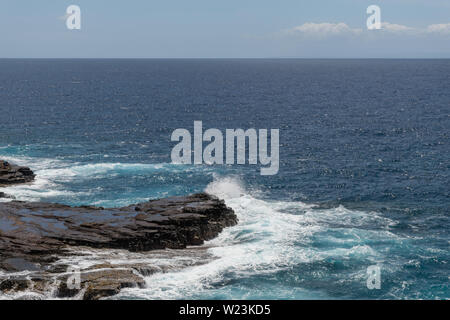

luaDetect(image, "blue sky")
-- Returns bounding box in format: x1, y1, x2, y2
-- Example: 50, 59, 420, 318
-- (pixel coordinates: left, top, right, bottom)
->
1, 0, 450, 58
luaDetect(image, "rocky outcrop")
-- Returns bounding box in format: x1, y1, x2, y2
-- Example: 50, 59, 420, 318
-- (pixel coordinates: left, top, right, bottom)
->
56, 265, 148, 300
0, 160, 35, 185
0, 193, 237, 299
0, 192, 15, 199
0, 263, 150, 300
0, 161, 237, 299
0, 193, 236, 258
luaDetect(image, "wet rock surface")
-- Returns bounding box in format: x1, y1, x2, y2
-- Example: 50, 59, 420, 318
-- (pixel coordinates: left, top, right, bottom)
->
0, 161, 237, 299
0, 192, 15, 199
0, 194, 237, 299
0, 193, 236, 258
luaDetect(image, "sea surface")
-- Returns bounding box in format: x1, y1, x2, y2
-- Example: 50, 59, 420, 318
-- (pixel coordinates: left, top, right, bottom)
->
0, 59, 448, 299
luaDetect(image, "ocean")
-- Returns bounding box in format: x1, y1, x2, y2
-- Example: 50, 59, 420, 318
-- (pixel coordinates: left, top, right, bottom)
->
0, 59, 448, 299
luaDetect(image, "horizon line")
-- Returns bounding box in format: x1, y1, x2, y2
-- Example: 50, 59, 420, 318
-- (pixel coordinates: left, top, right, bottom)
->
1, 57, 450, 60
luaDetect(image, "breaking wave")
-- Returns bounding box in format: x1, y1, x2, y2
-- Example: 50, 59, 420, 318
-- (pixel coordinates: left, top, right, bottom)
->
0, 156, 405, 299
114, 176, 400, 300
0, 155, 207, 204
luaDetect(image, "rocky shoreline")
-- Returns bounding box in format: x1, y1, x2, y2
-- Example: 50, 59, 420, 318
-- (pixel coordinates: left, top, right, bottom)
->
0, 160, 237, 299
0, 160, 35, 186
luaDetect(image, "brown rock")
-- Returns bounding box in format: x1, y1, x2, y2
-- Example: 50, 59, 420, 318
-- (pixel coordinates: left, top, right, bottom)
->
0, 160, 35, 185
0, 192, 237, 299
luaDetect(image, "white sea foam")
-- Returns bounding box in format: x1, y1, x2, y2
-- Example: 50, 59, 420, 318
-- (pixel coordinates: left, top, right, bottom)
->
0, 155, 399, 299
0, 155, 74, 201
113, 176, 397, 300
0, 154, 198, 203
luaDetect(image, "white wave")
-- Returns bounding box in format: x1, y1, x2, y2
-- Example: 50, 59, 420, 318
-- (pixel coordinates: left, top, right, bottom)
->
35, 162, 192, 182
0, 155, 401, 299
0, 155, 74, 202
0, 155, 66, 170
115, 176, 397, 300
0, 174, 83, 202
0, 154, 199, 203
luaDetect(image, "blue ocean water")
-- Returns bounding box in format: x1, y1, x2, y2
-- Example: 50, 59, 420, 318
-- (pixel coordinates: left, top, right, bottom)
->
0, 59, 448, 299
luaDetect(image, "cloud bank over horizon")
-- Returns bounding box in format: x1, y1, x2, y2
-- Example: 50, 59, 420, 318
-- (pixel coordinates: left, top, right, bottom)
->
281, 21, 450, 37
264, 19, 450, 58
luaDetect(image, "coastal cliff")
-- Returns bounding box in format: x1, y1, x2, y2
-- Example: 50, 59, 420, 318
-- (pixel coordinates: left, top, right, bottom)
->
0, 160, 237, 299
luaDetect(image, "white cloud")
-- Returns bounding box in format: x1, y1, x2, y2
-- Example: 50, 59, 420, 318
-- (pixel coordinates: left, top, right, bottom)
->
379, 22, 450, 35
284, 22, 362, 37
381, 22, 417, 33
427, 23, 450, 34
280, 21, 450, 39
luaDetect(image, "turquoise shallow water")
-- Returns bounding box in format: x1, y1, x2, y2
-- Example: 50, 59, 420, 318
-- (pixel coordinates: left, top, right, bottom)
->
0, 59, 448, 299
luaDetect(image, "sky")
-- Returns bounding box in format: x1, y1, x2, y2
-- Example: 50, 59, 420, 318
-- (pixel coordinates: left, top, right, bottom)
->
1, 0, 450, 58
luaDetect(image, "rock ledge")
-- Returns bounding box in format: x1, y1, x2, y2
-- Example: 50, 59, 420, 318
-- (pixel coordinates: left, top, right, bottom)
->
0, 160, 237, 299
0, 160, 35, 185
